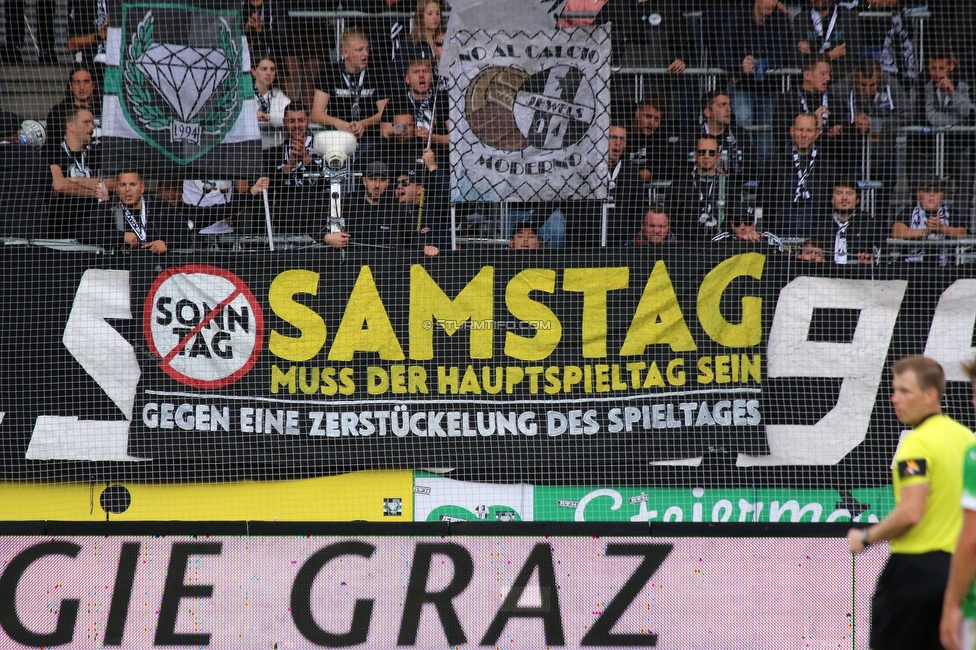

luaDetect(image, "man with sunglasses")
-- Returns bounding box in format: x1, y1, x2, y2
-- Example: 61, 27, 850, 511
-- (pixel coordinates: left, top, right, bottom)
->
669, 136, 741, 243
393, 148, 447, 256
710, 201, 783, 252
689, 91, 752, 179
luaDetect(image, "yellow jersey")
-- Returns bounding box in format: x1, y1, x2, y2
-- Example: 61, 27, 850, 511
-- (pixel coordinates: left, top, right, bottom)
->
890, 413, 974, 554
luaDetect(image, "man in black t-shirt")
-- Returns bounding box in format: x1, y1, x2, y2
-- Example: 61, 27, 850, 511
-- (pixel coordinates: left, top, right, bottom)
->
382, 58, 449, 149
47, 107, 108, 240
311, 27, 390, 143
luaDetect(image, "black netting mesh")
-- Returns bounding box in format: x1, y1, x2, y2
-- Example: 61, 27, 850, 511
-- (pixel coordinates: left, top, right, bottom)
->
0, 0, 974, 533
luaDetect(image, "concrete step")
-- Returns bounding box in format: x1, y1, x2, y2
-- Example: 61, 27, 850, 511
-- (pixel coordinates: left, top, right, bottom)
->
0, 64, 73, 120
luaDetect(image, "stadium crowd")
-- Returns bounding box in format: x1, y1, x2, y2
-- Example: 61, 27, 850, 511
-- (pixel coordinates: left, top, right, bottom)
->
0, 0, 975, 262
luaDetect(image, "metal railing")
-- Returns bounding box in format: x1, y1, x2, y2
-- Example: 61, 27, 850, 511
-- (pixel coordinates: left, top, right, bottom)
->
886, 236, 976, 264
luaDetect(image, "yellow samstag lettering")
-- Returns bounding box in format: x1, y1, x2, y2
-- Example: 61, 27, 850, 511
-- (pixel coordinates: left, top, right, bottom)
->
563, 267, 629, 358
328, 266, 404, 361
268, 270, 326, 362
409, 265, 494, 360
270, 364, 296, 393
620, 260, 696, 355
504, 268, 562, 361
698, 253, 764, 347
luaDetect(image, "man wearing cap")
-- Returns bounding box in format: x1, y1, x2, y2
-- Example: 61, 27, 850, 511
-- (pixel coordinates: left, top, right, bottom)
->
394, 148, 447, 256
710, 200, 783, 251
892, 178, 967, 265
323, 160, 404, 250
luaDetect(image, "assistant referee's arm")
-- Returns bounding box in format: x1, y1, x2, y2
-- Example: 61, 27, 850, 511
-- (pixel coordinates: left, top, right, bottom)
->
848, 483, 928, 553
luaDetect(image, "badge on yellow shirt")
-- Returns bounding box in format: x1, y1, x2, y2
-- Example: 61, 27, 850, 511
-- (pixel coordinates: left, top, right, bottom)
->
898, 459, 927, 478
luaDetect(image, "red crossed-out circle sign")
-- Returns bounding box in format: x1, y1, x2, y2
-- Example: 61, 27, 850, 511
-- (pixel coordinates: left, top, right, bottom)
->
144, 265, 264, 389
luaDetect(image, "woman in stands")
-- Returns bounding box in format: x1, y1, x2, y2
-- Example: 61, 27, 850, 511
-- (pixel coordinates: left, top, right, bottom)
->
251, 55, 291, 150
395, 0, 444, 68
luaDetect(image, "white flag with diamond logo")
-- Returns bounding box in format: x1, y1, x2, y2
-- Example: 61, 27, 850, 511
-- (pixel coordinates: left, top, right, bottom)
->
101, 2, 260, 177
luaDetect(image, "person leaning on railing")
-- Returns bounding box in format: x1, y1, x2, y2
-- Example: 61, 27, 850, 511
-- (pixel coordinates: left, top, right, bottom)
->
890, 176, 966, 266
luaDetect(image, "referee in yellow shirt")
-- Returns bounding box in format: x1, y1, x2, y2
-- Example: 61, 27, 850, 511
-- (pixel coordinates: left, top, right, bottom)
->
848, 356, 974, 650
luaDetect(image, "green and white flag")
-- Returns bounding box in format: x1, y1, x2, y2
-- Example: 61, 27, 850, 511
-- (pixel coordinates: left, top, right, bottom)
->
101, 2, 261, 177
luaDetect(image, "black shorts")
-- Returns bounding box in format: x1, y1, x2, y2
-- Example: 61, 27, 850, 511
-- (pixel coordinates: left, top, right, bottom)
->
871, 551, 951, 650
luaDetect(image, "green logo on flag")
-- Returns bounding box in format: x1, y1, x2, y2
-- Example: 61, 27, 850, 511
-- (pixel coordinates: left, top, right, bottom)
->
121, 4, 242, 164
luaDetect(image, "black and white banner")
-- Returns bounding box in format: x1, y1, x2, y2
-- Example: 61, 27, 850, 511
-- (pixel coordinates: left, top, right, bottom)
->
4, 248, 976, 488
449, 27, 611, 202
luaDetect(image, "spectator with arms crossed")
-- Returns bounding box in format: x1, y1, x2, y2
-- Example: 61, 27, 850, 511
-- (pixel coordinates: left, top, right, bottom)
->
312, 27, 390, 147
47, 107, 108, 239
